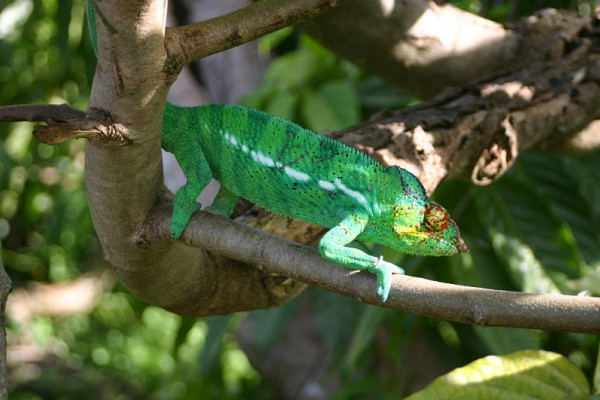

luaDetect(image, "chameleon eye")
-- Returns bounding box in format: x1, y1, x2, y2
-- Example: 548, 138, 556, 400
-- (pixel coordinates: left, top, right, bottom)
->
423, 203, 450, 232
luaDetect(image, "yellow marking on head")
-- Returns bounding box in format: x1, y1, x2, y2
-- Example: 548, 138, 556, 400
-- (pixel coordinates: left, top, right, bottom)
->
393, 224, 429, 238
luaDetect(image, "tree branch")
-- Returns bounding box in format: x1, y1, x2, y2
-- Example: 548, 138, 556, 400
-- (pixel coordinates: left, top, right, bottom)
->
144, 202, 600, 334
328, 18, 600, 191
299, 1, 588, 99
0, 103, 85, 123
165, 0, 349, 68
83, 0, 306, 316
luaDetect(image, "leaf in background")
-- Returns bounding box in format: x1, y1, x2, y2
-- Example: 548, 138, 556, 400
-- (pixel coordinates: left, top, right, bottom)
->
257, 26, 294, 54
594, 343, 600, 396
318, 80, 360, 128
248, 297, 299, 355
356, 76, 417, 113
264, 89, 298, 121
198, 314, 233, 374
342, 304, 388, 372
311, 288, 361, 354
520, 151, 600, 267
448, 235, 516, 291
173, 317, 198, 357
565, 271, 600, 295
475, 176, 580, 293
262, 50, 321, 90
472, 326, 541, 355
576, 152, 600, 221
301, 84, 359, 132
405, 350, 590, 400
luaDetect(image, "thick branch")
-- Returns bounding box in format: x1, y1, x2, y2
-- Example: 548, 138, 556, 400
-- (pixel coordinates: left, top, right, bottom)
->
165, 0, 349, 68
329, 18, 600, 190
145, 204, 600, 334
300, 0, 518, 99
300, 1, 589, 99
84, 0, 306, 315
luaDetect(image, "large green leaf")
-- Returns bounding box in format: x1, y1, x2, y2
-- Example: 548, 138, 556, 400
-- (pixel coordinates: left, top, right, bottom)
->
520, 152, 600, 267
475, 183, 563, 293
342, 304, 388, 372
318, 80, 360, 128
247, 297, 299, 355
311, 288, 361, 354
300, 89, 353, 132
406, 350, 590, 400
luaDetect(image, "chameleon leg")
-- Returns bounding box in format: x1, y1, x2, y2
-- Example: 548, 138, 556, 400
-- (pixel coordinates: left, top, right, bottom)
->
318, 213, 404, 302
205, 185, 238, 218
167, 138, 213, 238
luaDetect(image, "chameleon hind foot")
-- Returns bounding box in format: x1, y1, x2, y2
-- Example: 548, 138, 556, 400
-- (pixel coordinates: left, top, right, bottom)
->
371, 256, 405, 302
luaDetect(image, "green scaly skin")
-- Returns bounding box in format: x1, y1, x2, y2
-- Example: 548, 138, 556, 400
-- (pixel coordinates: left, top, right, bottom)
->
87, 2, 468, 302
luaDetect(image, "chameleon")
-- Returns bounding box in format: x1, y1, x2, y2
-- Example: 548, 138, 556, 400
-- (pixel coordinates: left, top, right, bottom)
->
86, 1, 467, 302
161, 104, 467, 301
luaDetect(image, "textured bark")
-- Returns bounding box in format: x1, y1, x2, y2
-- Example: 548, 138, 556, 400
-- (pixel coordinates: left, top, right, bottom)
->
299, 1, 588, 99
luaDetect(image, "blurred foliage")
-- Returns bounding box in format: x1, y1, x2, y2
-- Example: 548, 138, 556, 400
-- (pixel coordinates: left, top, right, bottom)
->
1, 0, 599, 399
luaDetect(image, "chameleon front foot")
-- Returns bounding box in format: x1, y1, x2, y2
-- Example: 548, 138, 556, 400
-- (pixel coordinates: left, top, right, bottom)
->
170, 200, 200, 239
371, 256, 405, 302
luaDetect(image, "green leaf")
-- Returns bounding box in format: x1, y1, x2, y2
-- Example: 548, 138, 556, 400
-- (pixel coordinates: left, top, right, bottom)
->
198, 315, 233, 373
318, 80, 360, 128
405, 350, 590, 400
301, 87, 358, 132
262, 50, 321, 89
264, 89, 299, 121
475, 176, 581, 293
472, 326, 540, 355
565, 271, 600, 295
342, 304, 388, 371
173, 317, 197, 356
248, 297, 299, 354
311, 288, 361, 354
448, 235, 516, 291
520, 152, 600, 266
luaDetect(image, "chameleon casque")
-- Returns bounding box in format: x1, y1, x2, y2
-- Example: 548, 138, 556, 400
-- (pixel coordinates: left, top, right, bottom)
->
87, 2, 467, 302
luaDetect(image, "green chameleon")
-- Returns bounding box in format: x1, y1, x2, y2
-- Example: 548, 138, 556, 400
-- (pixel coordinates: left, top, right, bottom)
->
87, 2, 467, 302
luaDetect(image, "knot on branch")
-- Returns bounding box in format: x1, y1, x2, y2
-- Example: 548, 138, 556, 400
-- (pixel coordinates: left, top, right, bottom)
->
471, 116, 518, 185
33, 106, 130, 146
0, 103, 131, 146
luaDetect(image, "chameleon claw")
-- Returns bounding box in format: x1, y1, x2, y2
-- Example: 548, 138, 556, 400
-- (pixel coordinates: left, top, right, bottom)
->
372, 257, 405, 302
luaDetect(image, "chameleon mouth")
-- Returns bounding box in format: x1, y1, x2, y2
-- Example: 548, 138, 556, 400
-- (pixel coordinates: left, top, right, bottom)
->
455, 236, 469, 254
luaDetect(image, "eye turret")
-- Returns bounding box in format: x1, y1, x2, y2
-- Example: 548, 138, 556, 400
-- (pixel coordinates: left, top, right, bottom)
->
423, 203, 450, 232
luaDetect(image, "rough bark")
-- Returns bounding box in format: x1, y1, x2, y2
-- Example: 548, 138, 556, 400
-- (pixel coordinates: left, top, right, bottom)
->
299, 1, 589, 99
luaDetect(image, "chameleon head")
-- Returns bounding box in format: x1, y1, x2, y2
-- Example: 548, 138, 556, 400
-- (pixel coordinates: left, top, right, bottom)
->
390, 200, 468, 256
376, 166, 468, 256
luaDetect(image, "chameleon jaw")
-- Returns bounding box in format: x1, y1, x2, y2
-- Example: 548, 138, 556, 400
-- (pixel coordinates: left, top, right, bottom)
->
393, 224, 468, 256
